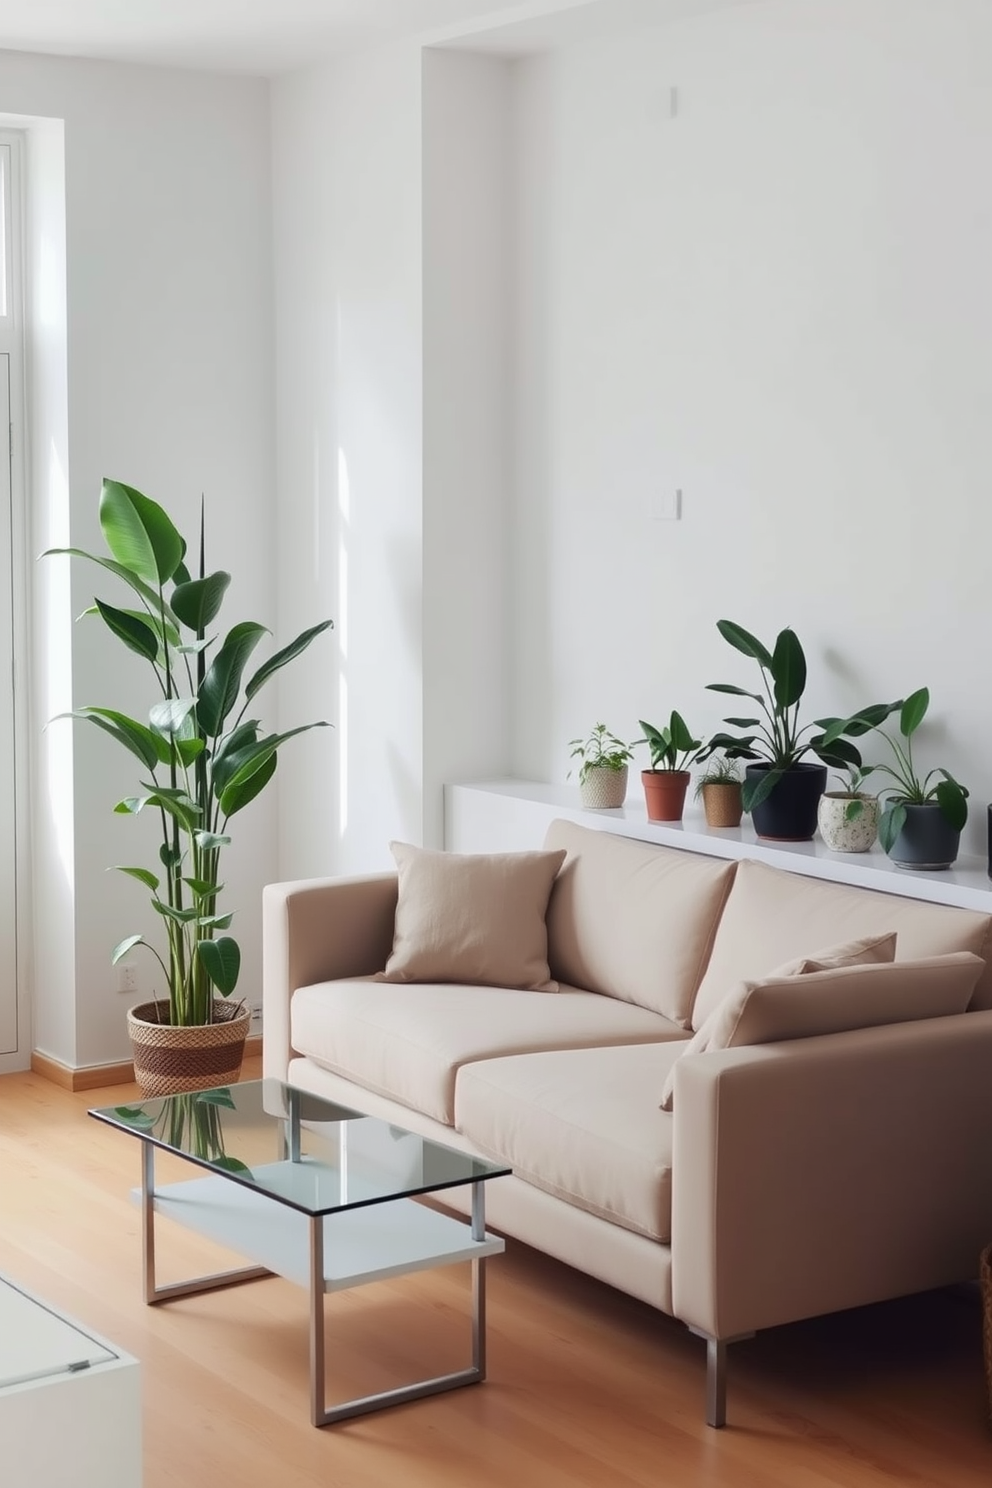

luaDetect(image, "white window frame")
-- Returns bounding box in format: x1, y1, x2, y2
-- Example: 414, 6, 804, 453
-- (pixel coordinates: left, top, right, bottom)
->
0, 129, 31, 1070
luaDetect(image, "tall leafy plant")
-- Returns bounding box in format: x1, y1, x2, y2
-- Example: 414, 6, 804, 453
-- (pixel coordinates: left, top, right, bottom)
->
704, 620, 897, 813
47, 479, 333, 1026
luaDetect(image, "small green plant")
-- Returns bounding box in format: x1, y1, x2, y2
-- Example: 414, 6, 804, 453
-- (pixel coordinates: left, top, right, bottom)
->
568, 723, 637, 785
693, 753, 742, 801
704, 619, 898, 812
639, 712, 703, 774
848, 688, 968, 854
826, 762, 876, 822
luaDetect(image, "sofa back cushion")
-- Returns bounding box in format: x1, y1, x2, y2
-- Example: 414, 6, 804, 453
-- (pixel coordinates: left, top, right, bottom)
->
661, 950, 983, 1109
543, 819, 737, 1026
691, 858, 992, 1029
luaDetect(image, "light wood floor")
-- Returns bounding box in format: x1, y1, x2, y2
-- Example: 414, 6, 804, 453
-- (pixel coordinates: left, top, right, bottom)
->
1, 1058, 990, 1487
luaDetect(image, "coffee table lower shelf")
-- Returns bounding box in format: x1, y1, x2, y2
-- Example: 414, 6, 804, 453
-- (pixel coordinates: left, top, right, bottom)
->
138, 1160, 505, 1427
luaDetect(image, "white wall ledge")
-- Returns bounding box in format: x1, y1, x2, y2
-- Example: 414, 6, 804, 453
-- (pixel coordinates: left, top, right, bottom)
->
445, 779, 992, 914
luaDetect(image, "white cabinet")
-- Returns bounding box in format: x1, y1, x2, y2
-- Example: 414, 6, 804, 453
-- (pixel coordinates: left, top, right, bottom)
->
0, 1274, 141, 1487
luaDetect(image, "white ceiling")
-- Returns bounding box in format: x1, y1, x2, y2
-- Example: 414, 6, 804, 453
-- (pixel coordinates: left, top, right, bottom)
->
0, 0, 581, 76
0, 0, 756, 76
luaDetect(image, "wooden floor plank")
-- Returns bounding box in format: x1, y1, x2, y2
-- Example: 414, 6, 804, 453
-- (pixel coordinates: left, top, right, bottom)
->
1, 1059, 990, 1486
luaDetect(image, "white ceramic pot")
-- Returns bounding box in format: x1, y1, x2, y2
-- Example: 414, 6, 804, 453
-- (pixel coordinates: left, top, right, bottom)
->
579, 764, 628, 809
817, 792, 879, 853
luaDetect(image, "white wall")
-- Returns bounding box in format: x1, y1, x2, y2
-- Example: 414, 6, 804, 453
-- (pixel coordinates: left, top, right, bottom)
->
271, 45, 424, 879
0, 51, 274, 1067
422, 49, 512, 845
509, 0, 992, 857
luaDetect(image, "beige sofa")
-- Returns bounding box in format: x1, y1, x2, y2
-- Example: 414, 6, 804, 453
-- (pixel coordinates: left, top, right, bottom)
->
262, 818, 992, 1425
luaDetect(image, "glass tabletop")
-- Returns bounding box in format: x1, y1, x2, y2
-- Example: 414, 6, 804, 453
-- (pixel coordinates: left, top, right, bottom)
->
89, 1078, 510, 1218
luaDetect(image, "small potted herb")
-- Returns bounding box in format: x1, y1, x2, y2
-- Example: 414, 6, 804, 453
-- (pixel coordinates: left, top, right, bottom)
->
693, 753, 744, 829
638, 712, 704, 822
816, 763, 880, 853
568, 723, 637, 809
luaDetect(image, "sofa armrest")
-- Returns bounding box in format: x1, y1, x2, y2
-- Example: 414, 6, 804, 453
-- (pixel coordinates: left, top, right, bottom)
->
261, 873, 398, 1080
670, 1012, 992, 1341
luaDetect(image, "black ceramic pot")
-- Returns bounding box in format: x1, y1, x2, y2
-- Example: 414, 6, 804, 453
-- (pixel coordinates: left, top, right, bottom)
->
885, 802, 961, 871
746, 761, 827, 842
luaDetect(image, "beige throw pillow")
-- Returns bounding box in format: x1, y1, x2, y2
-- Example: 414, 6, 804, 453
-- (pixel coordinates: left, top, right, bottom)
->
660, 948, 982, 1111
662, 930, 893, 1111
377, 842, 567, 992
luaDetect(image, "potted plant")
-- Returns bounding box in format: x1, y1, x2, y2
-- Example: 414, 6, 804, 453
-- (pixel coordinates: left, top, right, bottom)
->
46, 479, 333, 1094
693, 753, 744, 829
568, 723, 637, 809
638, 712, 704, 822
705, 619, 897, 842
816, 763, 881, 853
867, 688, 968, 870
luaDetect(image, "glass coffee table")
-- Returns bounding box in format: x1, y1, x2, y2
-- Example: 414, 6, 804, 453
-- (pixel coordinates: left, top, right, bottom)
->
90, 1078, 510, 1427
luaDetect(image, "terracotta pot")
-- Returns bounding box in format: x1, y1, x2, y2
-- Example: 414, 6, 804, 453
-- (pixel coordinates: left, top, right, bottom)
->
642, 769, 690, 823
700, 781, 744, 829
127, 999, 251, 1097
817, 792, 879, 853
579, 764, 628, 810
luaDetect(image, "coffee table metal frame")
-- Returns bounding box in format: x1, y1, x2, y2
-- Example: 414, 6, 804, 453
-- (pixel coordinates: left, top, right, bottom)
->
95, 1081, 507, 1428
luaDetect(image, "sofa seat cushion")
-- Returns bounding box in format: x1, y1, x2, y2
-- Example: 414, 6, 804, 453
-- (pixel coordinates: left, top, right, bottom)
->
691, 859, 992, 1028
543, 819, 737, 1026
291, 979, 688, 1126
456, 1043, 683, 1243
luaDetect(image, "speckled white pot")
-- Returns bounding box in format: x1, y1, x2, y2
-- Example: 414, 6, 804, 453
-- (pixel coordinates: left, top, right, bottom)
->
817, 792, 879, 853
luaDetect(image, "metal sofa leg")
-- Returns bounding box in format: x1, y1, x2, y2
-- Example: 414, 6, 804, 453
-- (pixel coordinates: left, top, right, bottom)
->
688, 1328, 755, 1427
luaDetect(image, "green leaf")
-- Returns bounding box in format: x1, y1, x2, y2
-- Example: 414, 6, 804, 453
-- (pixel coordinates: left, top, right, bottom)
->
80, 604, 180, 654
771, 628, 806, 710
245, 619, 333, 701
43, 549, 180, 624
935, 777, 968, 830
152, 900, 199, 924
171, 572, 231, 633
844, 798, 865, 822
706, 684, 764, 700
150, 698, 196, 738
899, 688, 930, 739
94, 599, 159, 662
716, 620, 773, 669
160, 843, 184, 870
197, 936, 241, 996
194, 1088, 235, 1108
194, 831, 230, 851
112, 934, 144, 963
220, 750, 277, 818
742, 767, 782, 812
183, 877, 220, 898
198, 622, 268, 736
211, 721, 262, 794
668, 711, 697, 754
59, 707, 168, 771
116, 791, 201, 832
878, 802, 906, 855
175, 738, 205, 767
114, 1107, 156, 1130
811, 735, 862, 770
722, 716, 761, 728
100, 479, 185, 586
212, 1156, 253, 1178
113, 866, 160, 892
197, 913, 233, 931
217, 724, 325, 811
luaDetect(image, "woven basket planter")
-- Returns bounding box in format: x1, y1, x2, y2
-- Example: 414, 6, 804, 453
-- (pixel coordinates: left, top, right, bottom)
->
579, 764, 628, 810
127, 1000, 251, 1097
700, 782, 744, 829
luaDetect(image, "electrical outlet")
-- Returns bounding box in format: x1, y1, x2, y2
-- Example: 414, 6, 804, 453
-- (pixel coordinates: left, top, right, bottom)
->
117, 963, 138, 995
